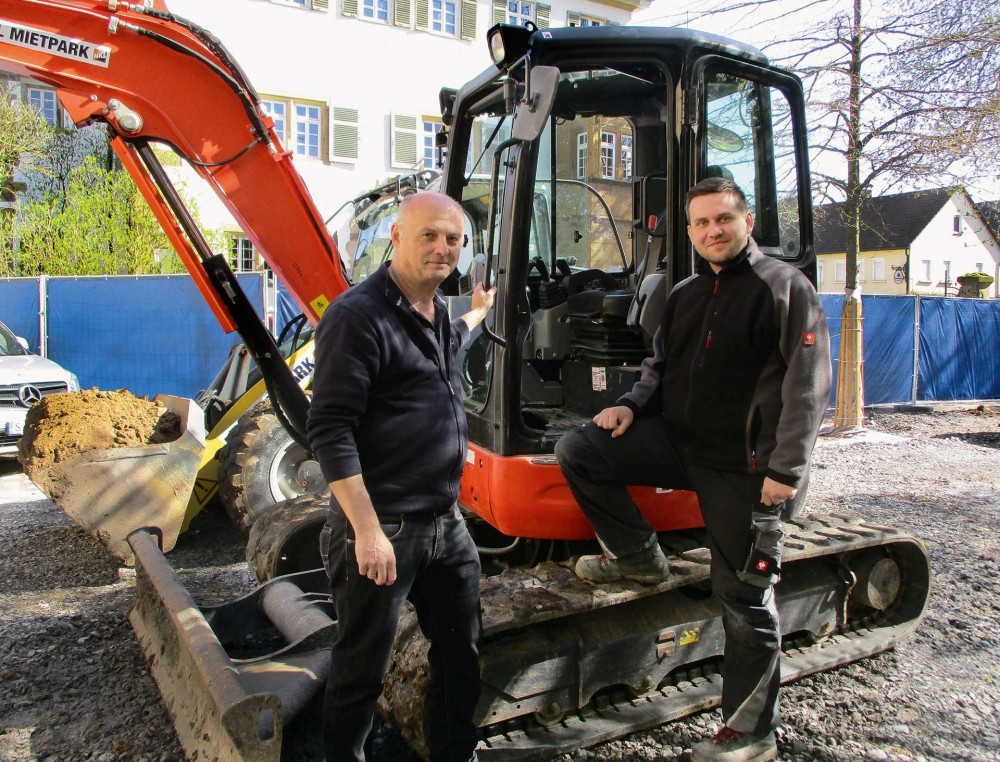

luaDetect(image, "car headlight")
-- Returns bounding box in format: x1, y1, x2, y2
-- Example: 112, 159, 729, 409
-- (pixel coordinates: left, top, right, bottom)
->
69, 373, 80, 392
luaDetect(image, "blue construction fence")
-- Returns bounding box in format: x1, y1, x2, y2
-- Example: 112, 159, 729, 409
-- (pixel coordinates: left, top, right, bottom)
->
820, 294, 1000, 405
2, 277, 998, 405
1, 274, 264, 399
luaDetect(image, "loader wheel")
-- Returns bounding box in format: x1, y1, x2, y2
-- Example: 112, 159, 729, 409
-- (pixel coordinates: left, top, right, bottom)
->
218, 399, 327, 533
246, 493, 328, 583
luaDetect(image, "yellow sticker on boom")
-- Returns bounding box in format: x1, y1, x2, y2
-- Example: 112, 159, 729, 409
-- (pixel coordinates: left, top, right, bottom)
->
310, 294, 330, 317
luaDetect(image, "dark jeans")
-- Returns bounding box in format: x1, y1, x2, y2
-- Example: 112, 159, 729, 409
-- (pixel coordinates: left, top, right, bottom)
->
320, 503, 482, 762
554, 417, 786, 736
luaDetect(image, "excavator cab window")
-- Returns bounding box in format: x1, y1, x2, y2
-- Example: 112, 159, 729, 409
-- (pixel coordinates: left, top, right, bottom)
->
698, 64, 812, 269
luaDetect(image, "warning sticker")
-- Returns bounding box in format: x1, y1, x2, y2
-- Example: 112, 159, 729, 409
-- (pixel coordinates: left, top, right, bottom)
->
0, 20, 111, 68
591, 366, 607, 392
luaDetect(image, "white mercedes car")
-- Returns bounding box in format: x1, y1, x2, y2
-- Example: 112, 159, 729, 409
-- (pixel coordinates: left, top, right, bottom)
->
0, 319, 80, 457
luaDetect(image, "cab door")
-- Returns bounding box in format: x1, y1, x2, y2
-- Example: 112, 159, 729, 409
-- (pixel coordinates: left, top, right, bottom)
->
682, 56, 816, 284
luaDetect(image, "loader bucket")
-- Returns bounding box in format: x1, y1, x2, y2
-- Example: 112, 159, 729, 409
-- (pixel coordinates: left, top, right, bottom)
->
128, 529, 336, 762
38, 394, 205, 563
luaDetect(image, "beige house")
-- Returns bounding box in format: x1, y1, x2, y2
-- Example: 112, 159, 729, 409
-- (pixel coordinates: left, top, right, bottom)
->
813, 188, 1000, 298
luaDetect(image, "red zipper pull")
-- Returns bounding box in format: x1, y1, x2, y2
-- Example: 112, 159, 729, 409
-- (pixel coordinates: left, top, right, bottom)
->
705, 331, 712, 349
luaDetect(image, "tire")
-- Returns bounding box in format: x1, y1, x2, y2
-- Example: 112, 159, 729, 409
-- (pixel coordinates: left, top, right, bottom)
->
218, 398, 327, 533
246, 493, 329, 583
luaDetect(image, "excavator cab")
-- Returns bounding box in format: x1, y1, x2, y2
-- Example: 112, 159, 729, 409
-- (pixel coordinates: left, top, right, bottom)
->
440, 25, 816, 540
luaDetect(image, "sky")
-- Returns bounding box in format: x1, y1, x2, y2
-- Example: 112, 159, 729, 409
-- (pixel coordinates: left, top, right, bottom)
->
628, 0, 1000, 203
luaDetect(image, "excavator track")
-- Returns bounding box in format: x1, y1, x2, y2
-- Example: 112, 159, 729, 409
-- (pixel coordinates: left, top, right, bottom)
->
382, 512, 931, 759
129, 512, 929, 762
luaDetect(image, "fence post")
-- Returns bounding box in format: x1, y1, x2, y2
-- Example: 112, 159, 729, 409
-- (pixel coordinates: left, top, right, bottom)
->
37, 275, 48, 358
910, 295, 920, 405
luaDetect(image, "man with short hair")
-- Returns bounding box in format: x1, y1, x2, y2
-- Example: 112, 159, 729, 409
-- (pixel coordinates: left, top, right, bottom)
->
555, 177, 831, 762
308, 191, 495, 762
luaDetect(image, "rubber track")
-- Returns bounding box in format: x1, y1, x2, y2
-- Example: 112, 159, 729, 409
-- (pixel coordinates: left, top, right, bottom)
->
399, 513, 930, 761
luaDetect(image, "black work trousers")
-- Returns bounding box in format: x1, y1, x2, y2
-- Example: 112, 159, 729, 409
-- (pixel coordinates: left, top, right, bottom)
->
320, 503, 482, 762
554, 416, 783, 736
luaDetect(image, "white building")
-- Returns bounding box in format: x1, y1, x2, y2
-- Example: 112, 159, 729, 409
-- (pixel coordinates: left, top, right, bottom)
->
163, 0, 647, 267
814, 188, 1000, 298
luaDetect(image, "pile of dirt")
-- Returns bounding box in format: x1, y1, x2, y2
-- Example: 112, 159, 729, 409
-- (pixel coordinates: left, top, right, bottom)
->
17, 389, 181, 491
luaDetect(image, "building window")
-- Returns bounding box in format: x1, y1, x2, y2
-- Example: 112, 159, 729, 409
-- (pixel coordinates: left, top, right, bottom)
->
576, 132, 587, 180
261, 96, 327, 160
953, 214, 963, 235
271, 0, 329, 8
507, 0, 534, 25
362, 0, 390, 21
229, 237, 256, 273
423, 120, 444, 168
260, 99, 288, 145
621, 134, 633, 181
567, 11, 606, 26
873, 259, 885, 282
835, 260, 846, 283
295, 103, 323, 159
26, 87, 61, 127
600, 131, 615, 179
976, 262, 984, 273
857, 259, 865, 282
920, 259, 931, 282
431, 0, 457, 35
817, 261, 824, 287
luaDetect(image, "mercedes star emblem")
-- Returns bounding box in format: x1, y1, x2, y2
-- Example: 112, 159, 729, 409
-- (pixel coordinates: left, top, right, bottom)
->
17, 385, 43, 407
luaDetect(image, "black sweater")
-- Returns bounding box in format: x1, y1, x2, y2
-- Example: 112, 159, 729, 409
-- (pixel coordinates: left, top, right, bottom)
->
620, 240, 832, 486
307, 264, 470, 514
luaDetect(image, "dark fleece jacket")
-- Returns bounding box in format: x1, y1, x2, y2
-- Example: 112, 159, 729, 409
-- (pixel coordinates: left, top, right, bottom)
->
620, 239, 832, 487
307, 263, 469, 514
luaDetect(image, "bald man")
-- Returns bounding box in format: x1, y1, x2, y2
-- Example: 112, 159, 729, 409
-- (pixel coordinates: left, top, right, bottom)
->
308, 192, 494, 762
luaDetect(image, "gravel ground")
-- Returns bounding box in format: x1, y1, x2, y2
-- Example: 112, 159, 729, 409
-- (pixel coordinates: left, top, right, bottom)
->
1, 406, 999, 762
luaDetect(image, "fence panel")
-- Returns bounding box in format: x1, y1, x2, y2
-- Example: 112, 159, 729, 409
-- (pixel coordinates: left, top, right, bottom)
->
822, 294, 916, 406
918, 297, 1000, 401
5, 274, 262, 399
0, 278, 43, 351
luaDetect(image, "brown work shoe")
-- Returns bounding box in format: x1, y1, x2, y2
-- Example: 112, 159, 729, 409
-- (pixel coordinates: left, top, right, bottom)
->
574, 543, 669, 585
690, 726, 777, 762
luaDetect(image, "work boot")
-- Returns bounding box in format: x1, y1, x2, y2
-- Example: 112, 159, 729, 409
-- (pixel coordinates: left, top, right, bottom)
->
690, 726, 778, 762
574, 543, 669, 585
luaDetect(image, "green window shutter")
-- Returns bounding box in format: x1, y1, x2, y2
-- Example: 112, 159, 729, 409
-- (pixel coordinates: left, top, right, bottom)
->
415, 0, 430, 30
331, 107, 359, 162
461, 0, 477, 40
536, 3, 550, 28
394, 0, 412, 27
392, 113, 419, 168
493, 0, 505, 25
312, 0, 330, 10
342, 0, 358, 17
566, 10, 580, 26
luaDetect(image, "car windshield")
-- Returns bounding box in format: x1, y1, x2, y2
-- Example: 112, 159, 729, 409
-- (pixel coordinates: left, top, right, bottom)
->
0, 322, 29, 357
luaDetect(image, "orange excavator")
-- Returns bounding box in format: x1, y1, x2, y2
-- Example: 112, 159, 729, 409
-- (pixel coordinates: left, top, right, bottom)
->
0, 3, 931, 761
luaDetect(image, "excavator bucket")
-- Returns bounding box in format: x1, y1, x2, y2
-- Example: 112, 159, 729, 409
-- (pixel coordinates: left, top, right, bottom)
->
31, 394, 206, 563
128, 529, 336, 762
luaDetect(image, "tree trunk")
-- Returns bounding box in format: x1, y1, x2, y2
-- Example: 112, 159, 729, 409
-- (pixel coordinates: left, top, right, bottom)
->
833, 0, 866, 430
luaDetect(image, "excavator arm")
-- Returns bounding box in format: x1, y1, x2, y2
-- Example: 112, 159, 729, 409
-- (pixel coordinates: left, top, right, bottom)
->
0, 0, 352, 438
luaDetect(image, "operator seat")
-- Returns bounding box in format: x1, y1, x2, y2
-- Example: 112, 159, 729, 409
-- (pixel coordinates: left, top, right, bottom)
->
627, 213, 668, 348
